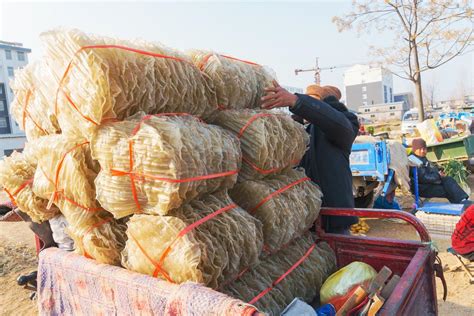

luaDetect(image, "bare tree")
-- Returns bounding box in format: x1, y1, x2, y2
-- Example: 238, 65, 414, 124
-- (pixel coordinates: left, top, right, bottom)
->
423, 76, 437, 109
333, 0, 474, 121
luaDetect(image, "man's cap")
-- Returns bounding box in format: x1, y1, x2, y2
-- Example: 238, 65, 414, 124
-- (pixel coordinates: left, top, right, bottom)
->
323, 85, 342, 101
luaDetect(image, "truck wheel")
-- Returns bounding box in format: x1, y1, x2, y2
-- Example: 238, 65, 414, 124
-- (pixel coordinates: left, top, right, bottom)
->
354, 191, 375, 208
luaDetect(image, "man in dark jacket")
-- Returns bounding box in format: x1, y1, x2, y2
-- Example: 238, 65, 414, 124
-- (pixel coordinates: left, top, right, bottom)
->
261, 82, 359, 233
410, 138, 469, 203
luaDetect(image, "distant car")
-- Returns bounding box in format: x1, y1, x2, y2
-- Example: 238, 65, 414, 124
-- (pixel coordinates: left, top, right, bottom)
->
401, 109, 419, 134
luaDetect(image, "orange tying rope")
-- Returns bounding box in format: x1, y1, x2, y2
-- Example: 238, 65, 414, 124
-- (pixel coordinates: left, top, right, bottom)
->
54, 44, 223, 125
216, 267, 250, 291
250, 177, 310, 213
198, 53, 260, 71
82, 217, 113, 259
47, 141, 90, 210
238, 113, 300, 174
20, 89, 47, 135
129, 203, 237, 283
3, 178, 34, 206
109, 113, 238, 212
248, 243, 317, 305
39, 166, 101, 212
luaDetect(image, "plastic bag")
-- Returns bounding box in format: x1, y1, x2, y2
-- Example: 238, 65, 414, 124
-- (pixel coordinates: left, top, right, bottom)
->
416, 119, 443, 144
320, 261, 377, 310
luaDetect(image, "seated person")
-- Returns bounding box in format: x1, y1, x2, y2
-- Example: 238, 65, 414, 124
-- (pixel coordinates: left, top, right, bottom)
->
452, 205, 474, 261
409, 138, 469, 204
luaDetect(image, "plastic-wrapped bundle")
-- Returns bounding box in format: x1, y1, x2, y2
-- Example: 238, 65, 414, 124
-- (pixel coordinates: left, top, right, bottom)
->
67, 213, 127, 266
10, 60, 61, 140
91, 114, 241, 218
189, 51, 274, 110
0, 151, 59, 223
39, 28, 218, 139
30, 135, 100, 228
222, 233, 336, 315
211, 110, 309, 180
28, 135, 126, 265
122, 191, 263, 289
230, 169, 322, 252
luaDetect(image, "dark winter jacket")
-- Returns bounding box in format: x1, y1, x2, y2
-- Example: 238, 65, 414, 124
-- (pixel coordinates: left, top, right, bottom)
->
409, 155, 442, 185
290, 94, 359, 230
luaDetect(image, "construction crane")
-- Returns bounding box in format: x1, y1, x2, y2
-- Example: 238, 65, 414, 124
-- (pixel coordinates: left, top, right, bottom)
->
294, 57, 352, 85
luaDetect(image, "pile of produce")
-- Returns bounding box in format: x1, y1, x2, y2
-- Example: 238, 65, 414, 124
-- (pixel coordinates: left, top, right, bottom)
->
1, 28, 336, 315
222, 233, 336, 315
211, 110, 308, 180
230, 169, 322, 252
0, 151, 59, 223
122, 191, 263, 289
189, 50, 274, 110
90, 113, 241, 218
9, 59, 62, 140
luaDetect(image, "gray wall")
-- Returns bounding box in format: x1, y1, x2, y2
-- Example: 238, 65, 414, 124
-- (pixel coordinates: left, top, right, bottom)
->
345, 81, 383, 111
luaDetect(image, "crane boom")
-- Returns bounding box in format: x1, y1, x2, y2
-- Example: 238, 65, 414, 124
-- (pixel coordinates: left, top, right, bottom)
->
295, 57, 352, 85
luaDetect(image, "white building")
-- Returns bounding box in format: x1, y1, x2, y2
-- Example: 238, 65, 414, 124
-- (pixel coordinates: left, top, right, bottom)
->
343, 64, 394, 112
0, 40, 30, 156
358, 101, 409, 122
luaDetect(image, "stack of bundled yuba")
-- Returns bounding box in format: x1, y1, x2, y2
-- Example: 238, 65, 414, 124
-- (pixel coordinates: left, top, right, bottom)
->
28, 135, 127, 265
2, 28, 337, 314
0, 151, 59, 223
91, 113, 241, 218
122, 191, 263, 289
230, 168, 322, 253
189, 50, 274, 110
13, 28, 219, 140
9, 60, 61, 140
211, 110, 309, 180
222, 233, 337, 315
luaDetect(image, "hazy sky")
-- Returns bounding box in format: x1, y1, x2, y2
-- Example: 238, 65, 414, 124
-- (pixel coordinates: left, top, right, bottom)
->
1, 0, 473, 101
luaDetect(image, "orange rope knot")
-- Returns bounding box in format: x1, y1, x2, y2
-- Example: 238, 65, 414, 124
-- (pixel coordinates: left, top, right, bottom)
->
39, 165, 100, 212
111, 116, 236, 212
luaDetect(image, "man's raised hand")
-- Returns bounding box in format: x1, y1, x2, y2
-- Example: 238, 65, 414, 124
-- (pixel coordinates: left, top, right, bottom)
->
261, 80, 298, 109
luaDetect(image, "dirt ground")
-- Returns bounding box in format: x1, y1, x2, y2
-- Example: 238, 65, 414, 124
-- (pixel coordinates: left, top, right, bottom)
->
0, 222, 37, 316
1, 203, 473, 315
